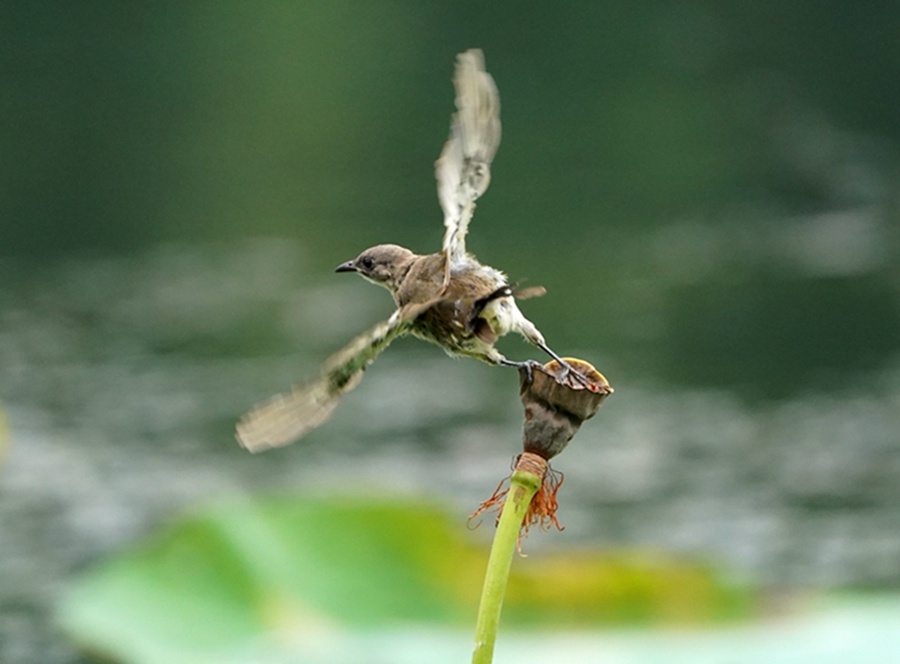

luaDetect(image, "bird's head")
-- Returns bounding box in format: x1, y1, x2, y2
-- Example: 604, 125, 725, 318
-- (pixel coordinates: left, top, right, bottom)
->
335, 244, 417, 292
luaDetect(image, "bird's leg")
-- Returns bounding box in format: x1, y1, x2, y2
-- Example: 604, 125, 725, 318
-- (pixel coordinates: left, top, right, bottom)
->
498, 357, 545, 384
535, 341, 592, 387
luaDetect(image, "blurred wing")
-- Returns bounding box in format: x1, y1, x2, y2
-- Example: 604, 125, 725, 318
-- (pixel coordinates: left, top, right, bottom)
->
436, 49, 501, 270
236, 314, 411, 452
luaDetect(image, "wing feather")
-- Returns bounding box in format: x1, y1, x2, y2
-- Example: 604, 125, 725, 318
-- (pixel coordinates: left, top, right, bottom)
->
436, 49, 501, 269
235, 314, 411, 452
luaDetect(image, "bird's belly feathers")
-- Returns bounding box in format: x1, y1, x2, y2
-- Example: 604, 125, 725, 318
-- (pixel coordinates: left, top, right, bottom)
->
410, 293, 529, 361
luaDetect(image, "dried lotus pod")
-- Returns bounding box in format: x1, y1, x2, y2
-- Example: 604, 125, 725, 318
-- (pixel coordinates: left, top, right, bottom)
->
519, 358, 613, 460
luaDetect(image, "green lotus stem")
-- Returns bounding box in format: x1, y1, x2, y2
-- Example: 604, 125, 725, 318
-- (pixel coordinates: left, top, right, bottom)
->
471, 467, 542, 664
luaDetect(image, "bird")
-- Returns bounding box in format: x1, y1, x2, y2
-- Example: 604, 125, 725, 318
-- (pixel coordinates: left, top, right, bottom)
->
236, 49, 585, 452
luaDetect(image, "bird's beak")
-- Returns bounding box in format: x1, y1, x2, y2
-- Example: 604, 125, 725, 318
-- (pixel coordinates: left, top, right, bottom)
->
335, 260, 357, 273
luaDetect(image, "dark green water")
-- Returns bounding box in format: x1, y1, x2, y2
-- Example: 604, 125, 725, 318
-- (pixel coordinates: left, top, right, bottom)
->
1, 3, 899, 662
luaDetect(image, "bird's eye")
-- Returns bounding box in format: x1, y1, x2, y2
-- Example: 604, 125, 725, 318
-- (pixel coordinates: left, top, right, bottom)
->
359, 256, 375, 270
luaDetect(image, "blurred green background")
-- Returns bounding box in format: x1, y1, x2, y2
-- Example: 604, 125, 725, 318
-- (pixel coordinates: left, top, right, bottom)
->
2, 2, 899, 662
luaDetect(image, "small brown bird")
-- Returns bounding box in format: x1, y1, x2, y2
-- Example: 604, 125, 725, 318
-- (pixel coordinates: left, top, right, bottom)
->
236, 49, 583, 452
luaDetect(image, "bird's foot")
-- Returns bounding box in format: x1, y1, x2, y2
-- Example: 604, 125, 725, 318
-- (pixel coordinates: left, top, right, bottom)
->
552, 358, 594, 389
499, 358, 545, 384
535, 342, 593, 388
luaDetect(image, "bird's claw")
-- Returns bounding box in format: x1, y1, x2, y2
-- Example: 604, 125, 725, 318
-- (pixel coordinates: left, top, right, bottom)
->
521, 359, 545, 385
501, 357, 595, 389
554, 359, 593, 389
500, 358, 544, 385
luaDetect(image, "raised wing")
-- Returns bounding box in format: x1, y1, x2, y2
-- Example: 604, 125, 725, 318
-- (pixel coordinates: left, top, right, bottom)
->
236, 314, 412, 452
436, 49, 501, 271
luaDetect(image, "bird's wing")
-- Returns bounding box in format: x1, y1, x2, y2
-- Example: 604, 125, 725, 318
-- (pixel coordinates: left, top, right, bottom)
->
436, 49, 501, 272
236, 312, 413, 452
